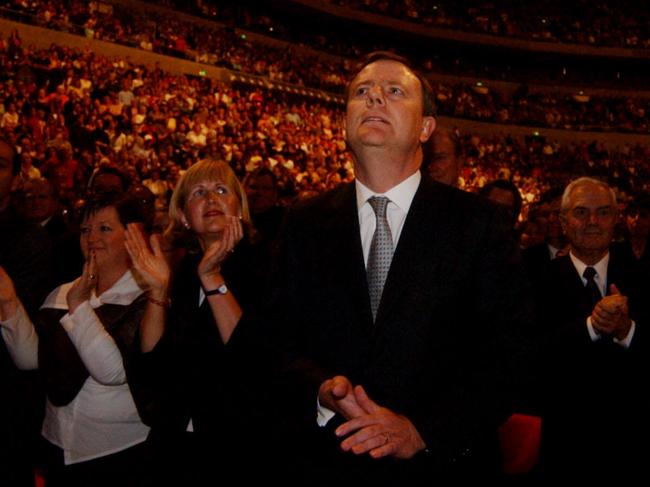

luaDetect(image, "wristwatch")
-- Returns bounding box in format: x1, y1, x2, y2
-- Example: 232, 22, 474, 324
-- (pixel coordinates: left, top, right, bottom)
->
204, 283, 228, 296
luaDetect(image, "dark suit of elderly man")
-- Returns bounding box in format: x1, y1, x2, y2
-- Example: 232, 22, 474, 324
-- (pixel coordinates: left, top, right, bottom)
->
536, 177, 649, 483
253, 53, 533, 484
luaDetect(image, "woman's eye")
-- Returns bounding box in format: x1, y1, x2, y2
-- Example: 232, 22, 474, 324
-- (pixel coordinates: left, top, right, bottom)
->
80, 227, 90, 235
389, 87, 403, 95
216, 186, 227, 195
192, 188, 206, 198
355, 86, 368, 96
100, 225, 112, 232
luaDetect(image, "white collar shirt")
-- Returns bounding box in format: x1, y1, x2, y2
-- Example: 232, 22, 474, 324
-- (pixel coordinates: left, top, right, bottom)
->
569, 251, 609, 298
356, 171, 420, 266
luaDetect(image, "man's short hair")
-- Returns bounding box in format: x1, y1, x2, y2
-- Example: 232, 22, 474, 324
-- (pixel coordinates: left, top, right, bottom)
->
345, 51, 436, 117
479, 179, 523, 226
87, 166, 131, 194
421, 125, 461, 171
0, 136, 20, 175
244, 167, 278, 191
560, 177, 616, 212
538, 186, 565, 206
25, 177, 57, 198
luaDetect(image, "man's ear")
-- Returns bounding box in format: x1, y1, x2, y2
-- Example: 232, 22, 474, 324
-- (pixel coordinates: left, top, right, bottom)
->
419, 116, 436, 143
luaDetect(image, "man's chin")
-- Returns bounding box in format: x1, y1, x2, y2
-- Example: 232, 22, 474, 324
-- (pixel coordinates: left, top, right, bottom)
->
355, 134, 390, 148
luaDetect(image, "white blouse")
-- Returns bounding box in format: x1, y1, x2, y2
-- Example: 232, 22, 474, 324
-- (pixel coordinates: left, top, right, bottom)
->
1, 270, 151, 464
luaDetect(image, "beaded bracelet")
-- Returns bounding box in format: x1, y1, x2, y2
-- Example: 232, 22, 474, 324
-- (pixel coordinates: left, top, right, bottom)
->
147, 295, 171, 307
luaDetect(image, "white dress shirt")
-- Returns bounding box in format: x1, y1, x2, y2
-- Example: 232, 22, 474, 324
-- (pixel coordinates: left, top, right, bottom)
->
317, 171, 421, 427
356, 171, 421, 266
548, 243, 562, 259
569, 251, 635, 347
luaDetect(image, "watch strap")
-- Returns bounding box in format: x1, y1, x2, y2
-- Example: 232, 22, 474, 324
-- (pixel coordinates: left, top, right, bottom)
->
204, 283, 228, 296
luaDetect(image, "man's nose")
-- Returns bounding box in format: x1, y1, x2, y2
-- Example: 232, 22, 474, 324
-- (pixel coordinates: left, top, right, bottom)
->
587, 211, 600, 224
366, 86, 385, 106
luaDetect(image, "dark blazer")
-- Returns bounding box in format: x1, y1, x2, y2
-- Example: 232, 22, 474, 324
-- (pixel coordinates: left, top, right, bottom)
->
0, 207, 51, 486
143, 242, 278, 484
522, 242, 553, 292
262, 176, 534, 484
537, 252, 649, 482
44, 213, 84, 286
613, 239, 650, 279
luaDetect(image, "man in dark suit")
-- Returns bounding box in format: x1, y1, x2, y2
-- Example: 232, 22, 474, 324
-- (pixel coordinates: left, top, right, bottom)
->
537, 177, 648, 483
23, 177, 83, 285
262, 52, 533, 484
522, 188, 567, 293
421, 125, 463, 187
0, 137, 52, 487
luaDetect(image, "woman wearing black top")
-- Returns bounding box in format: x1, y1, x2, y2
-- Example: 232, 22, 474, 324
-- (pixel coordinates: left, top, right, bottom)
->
126, 159, 272, 483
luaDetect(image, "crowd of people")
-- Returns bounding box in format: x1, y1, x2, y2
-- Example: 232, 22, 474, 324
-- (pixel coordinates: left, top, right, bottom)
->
434, 82, 650, 133
1, 30, 649, 236
0, 4, 648, 487
4, 1, 650, 134
142, 0, 650, 87
1, 48, 648, 486
0, 31, 355, 210
2, 0, 351, 92
327, 0, 650, 49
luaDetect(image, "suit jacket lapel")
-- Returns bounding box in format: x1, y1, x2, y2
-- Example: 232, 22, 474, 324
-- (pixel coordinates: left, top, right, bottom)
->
375, 178, 448, 329
323, 184, 374, 332
605, 251, 625, 296
555, 255, 595, 316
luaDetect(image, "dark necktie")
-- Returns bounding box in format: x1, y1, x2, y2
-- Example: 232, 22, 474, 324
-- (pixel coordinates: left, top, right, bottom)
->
367, 196, 393, 321
583, 266, 602, 307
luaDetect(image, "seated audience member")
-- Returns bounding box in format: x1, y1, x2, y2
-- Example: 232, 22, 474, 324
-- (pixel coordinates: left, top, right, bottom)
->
24, 178, 83, 285
129, 183, 157, 232
617, 191, 650, 270
243, 167, 285, 244
87, 166, 130, 195
142, 167, 167, 202
20, 153, 41, 183
422, 125, 463, 187
522, 187, 567, 292
479, 179, 522, 229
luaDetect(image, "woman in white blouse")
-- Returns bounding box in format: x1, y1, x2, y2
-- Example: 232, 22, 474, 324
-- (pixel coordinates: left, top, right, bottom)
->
0, 191, 154, 487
